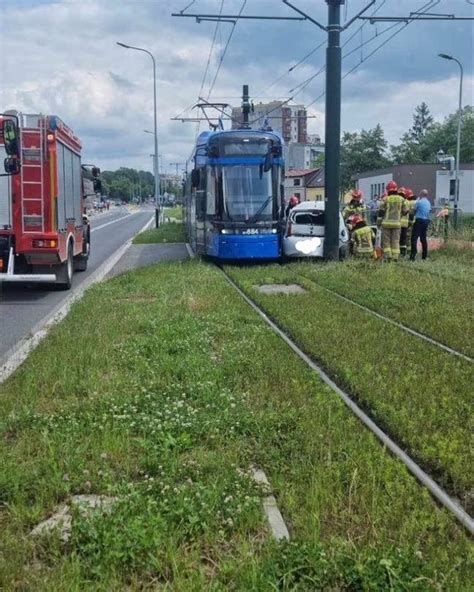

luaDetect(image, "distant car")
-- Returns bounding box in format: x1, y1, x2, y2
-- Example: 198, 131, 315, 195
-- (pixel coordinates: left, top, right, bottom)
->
283, 200, 348, 259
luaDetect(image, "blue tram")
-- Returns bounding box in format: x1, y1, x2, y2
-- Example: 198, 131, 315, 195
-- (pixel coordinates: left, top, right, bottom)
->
185, 128, 285, 260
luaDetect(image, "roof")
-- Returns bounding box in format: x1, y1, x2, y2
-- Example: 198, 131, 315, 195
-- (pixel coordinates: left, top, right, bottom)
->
286, 168, 320, 178
292, 200, 326, 211
351, 163, 474, 181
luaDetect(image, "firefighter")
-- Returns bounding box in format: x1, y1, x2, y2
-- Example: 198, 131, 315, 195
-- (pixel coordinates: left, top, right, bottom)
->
343, 189, 365, 222
398, 187, 409, 257
285, 195, 300, 218
377, 180, 408, 261
349, 214, 376, 258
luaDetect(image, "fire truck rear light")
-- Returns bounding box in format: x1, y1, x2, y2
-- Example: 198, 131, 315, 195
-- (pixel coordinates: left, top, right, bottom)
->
0, 260, 3, 271
47, 133, 55, 142
33, 239, 57, 248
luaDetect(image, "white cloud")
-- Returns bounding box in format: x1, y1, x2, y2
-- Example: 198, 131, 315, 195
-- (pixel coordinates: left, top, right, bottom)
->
0, 0, 472, 172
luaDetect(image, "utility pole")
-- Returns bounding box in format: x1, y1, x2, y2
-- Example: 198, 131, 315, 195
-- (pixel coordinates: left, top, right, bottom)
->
324, 0, 343, 260
173, 1, 472, 260
169, 162, 185, 176
242, 84, 250, 127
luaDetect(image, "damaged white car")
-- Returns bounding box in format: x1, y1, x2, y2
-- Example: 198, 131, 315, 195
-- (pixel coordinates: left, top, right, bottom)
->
283, 201, 348, 259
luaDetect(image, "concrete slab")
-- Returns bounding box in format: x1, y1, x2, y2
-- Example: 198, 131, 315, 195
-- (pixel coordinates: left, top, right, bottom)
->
252, 468, 290, 541
30, 495, 118, 542
256, 284, 306, 295
110, 243, 189, 277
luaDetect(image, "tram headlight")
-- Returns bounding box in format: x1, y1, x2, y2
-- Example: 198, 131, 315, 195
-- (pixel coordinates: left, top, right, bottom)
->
221, 229, 230, 234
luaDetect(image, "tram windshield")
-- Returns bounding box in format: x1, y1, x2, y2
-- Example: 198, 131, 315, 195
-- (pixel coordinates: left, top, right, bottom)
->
222, 165, 274, 222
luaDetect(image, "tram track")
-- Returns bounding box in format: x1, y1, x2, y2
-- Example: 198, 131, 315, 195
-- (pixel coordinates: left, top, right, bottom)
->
293, 269, 473, 364
217, 264, 474, 536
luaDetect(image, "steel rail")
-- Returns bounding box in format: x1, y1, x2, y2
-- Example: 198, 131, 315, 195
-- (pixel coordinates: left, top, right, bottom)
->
219, 267, 474, 535
295, 272, 473, 364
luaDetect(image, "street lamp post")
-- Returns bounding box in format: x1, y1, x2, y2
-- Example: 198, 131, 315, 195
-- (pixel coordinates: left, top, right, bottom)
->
438, 53, 464, 229
117, 41, 160, 227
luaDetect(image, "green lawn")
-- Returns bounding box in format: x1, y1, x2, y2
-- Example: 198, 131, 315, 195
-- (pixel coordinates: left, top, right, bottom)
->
133, 221, 185, 244
226, 264, 473, 505
0, 262, 471, 589
164, 206, 183, 221
296, 259, 474, 358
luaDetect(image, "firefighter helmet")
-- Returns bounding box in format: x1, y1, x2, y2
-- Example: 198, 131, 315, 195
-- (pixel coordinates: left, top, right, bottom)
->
350, 214, 364, 227
386, 180, 398, 193
289, 195, 300, 207
351, 189, 363, 200
398, 186, 407, 197
405, 187, 415, 199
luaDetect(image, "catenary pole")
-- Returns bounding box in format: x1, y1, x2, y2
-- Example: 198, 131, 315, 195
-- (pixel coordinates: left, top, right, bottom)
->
173, 2, 471, 258
324, 0, 344, 260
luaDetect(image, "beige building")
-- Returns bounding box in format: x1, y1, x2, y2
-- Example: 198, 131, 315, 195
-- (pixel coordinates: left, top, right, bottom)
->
285, 168, 325, 203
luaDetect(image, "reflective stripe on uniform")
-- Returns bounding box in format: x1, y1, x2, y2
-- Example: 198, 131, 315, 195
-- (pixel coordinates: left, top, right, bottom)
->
378, 195, 408, 229
354, 226, 374, 254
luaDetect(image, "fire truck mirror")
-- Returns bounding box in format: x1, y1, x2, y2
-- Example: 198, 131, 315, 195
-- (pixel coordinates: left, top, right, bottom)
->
4, 157, 21, 175
92, 166, 101, 177
2, 119, 20, 158
93, 179, 103, 193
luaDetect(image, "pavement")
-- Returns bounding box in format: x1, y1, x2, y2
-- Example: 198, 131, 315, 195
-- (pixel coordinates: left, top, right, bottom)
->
109, 243, 189, 277
0, 208, 153, 362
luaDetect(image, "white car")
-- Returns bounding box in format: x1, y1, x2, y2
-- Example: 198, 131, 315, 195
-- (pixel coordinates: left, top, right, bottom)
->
283, 201, 348, 259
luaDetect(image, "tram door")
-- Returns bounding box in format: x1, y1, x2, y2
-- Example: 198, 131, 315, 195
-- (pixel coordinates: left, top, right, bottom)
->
195, 188, 206, 253
191, 167, 207, 254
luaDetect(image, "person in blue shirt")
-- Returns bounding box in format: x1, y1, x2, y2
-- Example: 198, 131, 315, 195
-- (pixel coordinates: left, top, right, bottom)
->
410, 189, 431, 260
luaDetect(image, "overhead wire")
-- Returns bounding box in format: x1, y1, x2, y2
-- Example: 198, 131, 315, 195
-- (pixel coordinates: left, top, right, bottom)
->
303, 0, 441, 109
179, 0, 197, 13
206, 0, 247, 98
190, 0, 225, 152
288, 0, 388, 96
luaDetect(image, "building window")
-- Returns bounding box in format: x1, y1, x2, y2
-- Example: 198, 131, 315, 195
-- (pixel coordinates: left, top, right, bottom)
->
294, 179, 301, 186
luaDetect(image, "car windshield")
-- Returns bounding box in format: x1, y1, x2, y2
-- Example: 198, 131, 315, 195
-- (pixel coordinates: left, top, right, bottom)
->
222, 165, 273, 222
291, 210, 325, 226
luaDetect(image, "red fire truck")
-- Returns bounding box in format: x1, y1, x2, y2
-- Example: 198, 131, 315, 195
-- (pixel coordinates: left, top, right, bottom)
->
0, 112, 100, 289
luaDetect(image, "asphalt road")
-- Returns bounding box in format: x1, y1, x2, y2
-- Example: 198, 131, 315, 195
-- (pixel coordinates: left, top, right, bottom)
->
0, 207, 153, 362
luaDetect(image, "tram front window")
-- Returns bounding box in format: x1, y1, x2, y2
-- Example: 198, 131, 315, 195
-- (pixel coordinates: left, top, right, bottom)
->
222, 165, 273, 222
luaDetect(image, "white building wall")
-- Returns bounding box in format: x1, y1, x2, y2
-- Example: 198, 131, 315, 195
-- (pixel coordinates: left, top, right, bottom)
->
357, 174, 393, 200
436, 170, 474, 214
284, 177, 306, 202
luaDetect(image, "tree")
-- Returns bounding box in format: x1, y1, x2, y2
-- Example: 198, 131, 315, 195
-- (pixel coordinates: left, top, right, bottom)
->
340, 124, 391, 191
392, 105, 474, 164
391, 103, 434, 164
410, 102, 434, 143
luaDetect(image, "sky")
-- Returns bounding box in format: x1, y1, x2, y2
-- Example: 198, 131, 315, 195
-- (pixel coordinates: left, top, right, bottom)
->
1, 0, 473, 174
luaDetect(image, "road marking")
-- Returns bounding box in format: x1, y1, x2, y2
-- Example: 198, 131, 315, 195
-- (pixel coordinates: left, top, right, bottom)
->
91, 212, 136, 233
252, 468, 290, 541
0, 215, 154, 385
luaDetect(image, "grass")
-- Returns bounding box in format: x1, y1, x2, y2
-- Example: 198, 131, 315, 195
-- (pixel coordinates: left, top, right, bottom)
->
407, 243, 474, 285
164, 206, 183, 221
133, 222, 185, 244
0, 261, 472, 589
225, 264, 474, 506
295, 259, 474, 358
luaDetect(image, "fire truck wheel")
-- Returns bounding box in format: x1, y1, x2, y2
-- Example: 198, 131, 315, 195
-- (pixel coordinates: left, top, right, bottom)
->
56, 242, 74, 290
74, 228, 90, 272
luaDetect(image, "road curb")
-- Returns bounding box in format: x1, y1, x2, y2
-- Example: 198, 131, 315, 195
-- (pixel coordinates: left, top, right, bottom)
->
0, 215, 154, 385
